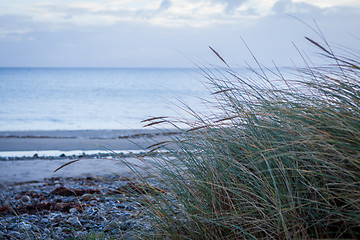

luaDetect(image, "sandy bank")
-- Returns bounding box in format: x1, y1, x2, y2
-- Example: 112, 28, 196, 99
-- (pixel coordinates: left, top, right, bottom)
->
0, 156, 156, 184
0, 129, 179, 152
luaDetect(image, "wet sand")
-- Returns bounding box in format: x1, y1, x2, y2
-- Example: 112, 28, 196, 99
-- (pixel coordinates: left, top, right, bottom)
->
0, 129, 178, 184
0, 137, 155, 151
0, 156, 156, 185
0, 129, 177, 151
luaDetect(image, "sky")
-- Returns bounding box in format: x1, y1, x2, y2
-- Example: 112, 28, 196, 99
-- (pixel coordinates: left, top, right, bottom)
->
0, 0, 359, 68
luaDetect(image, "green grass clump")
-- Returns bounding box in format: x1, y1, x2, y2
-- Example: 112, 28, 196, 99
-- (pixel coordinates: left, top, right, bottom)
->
137, 37, 360, 239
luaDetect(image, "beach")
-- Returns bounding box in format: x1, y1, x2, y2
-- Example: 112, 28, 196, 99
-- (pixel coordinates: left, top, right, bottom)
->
0, 129, 177, 184
0, 129, 177, 239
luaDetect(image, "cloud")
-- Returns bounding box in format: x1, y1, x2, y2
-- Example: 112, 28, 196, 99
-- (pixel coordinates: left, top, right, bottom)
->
272, 0, 321, 15
0, 0, 359, 33
293, 0, 360, 8
210, 0, 247, 13
0, 0, 271, 30
232, 0, 278, 17
0, 0, 359, 67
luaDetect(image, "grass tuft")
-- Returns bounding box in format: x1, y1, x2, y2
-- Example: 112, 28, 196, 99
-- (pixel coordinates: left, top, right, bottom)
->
132, 36, 360, 239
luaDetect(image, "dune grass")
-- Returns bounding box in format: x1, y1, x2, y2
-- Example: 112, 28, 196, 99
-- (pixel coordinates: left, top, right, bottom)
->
130, 36, 360, 239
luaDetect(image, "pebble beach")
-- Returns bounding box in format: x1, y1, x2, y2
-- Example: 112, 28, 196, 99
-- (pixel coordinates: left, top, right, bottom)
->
0, 129, 178, 239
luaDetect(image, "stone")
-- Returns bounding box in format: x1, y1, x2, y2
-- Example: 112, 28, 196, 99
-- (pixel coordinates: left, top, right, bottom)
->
63, 196, 76, 203
84, 207, 98, 216
117, 212, 132, 219
39, 218, 50, 227
49, 213, 63, 222
7, 231, 21, 238
74, 231, 88, 238
66, 216, 82, 228
25, 214, 38, 221
120, 221, 133, 231
103, 220, 119, 232
125, 205, 137, 211
43, 228, 51, 235
19, 222, 32, 231
21, 195, 31, 202
0, 175, 163, 239
82, 193, 92, 201
69, 207, 77, 213
72, 220, 82, 228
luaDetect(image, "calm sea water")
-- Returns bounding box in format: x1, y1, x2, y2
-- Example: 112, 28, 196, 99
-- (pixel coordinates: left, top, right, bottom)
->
0, 68, 210, 131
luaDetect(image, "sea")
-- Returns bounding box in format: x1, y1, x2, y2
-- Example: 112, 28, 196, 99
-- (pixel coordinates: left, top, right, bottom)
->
0, 68, 211, 131
0, 67, 293, 158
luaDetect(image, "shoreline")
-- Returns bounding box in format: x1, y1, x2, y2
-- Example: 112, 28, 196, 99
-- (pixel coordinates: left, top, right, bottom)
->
0, 156, 157, 185
0, 129, 176, 184
0, 129, 179, 139
0, 129, 179, 154
0, 149, 149, 159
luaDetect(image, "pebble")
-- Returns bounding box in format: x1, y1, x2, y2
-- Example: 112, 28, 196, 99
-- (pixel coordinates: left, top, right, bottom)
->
69, 207, 77, 213
21, 195, 31, 202
0, 176, 169, 239
19, 221, 32, 231
81, 193, 92, 201
8, 231, 21, 238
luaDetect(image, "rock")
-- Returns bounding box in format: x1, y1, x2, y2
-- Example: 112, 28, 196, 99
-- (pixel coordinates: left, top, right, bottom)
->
125, 205, 137, 211
82, 193, 92, 201
0, 222, 5, 232
49, 213, 63, 222
0, 175, 162, 239
103, 220, 119, 231
21, 195, 31, 202
117, 204, 126, 209
43, 228, 51, 235
74, 231, 88, 238
120, 221, 133, 231
19, 222, 32, 231
18, 222, 32, 231
7, 230, 21, 238
84, 207, 98, 216
72, 220, 82, 228
67, 216, 82, 228
117, 212, 132, 220
8, 222, 19, 230
39, 218, 50, 227
83, 223, 92, 229
79, 219, 88, 225
66, 216, 78, 223
63, 196, 76, 203
69, 207, 77, 213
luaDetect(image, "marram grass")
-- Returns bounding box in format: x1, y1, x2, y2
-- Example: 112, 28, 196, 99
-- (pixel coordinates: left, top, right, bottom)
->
131, 37, 360, 239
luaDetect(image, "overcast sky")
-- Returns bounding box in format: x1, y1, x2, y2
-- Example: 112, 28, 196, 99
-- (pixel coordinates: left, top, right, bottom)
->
0, 0, 359, 68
